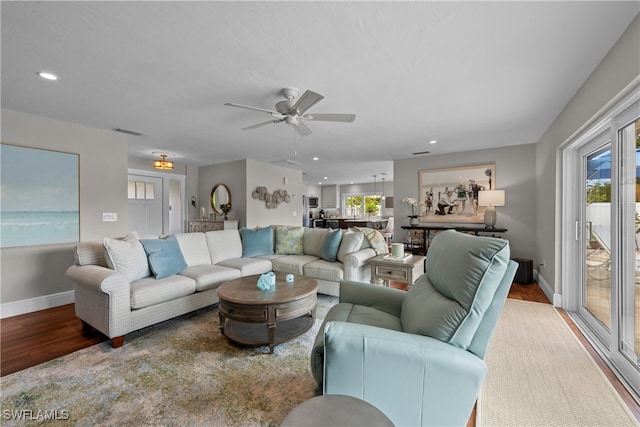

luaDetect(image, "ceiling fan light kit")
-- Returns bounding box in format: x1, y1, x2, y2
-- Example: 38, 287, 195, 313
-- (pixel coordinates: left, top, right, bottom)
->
225, 87, 356, 137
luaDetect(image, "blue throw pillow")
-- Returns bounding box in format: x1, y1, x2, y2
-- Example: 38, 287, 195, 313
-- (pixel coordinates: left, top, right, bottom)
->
139, 235, 187, 279
319, 228, 343, 262
241, 227, 274, 257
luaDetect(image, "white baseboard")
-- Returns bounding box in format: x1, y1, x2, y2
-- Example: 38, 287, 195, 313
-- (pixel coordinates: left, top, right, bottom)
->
1, 290, 75, 319
535, 272, 559, 306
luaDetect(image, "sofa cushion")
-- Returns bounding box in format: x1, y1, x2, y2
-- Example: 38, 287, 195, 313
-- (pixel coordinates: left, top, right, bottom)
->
401, 230, 509, 350
103, 231, 151, 282
217, 257, 272, 276
179, 265, 241, 291
139, 235, 187, 279
319, 228, 342, 262
303, 259, 344, 282
206, 230, 243, 263
175, 233, 212, 266
303, 228, 327, 257
272, 255, 319, 275
275, 226, 304, 255
130, 274, 196, 309
241, 227, 274, 257
336, 231, 364, 263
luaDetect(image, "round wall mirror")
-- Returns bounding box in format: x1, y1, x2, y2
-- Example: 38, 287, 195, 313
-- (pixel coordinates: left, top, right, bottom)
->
210, 184, 231, 215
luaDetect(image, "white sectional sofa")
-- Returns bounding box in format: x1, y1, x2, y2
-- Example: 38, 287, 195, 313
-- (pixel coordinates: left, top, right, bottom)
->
66, 226, 380, 347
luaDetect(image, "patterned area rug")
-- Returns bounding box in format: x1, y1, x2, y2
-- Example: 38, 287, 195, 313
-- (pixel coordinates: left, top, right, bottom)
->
1, 295, 338, 426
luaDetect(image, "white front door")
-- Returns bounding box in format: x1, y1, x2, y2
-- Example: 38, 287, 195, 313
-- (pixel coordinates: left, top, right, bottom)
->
127, 174, 164, 236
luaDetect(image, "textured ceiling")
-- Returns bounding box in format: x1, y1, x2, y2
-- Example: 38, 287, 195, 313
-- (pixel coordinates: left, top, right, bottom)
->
2, 1, 638, 185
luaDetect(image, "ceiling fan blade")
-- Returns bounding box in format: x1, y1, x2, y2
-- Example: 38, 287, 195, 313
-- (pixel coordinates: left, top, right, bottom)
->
292, 120, 312, 137
225, 102, 281, 116
242, 119, 284, 130
290, 90, 324, 115
303, 113, 356, 123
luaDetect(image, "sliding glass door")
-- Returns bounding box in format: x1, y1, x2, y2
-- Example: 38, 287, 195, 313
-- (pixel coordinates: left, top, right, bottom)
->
564, 89, 639, 399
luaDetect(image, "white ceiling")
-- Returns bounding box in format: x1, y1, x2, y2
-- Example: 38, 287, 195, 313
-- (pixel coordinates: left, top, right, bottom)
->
2, 1, 638, 185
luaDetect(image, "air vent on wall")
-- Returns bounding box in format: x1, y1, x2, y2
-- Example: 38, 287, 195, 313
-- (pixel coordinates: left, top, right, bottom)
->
412, 150, 430, 155
112, 128, 143, 136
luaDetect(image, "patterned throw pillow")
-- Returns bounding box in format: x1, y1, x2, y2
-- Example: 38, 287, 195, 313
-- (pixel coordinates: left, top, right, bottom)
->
103, 231, 151, 282
352, 226, 388, 255
275, 226, 304, 255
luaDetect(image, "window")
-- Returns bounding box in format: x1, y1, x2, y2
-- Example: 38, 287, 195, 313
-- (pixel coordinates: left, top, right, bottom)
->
343, 193, 381, 217
128, 181, 155, 200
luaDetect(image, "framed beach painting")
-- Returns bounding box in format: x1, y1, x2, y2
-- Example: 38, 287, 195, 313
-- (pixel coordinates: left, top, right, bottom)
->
418, 164, 495, 224
1, 143, 79, 248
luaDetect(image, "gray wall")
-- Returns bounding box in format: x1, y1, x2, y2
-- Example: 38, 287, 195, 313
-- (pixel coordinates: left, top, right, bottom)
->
394, 144, 536, 263
198, 158, 304, 229
535, 14, 639, 300
1, 109, 129, 307
199, 159, 247, 225
246, 159, 304, 228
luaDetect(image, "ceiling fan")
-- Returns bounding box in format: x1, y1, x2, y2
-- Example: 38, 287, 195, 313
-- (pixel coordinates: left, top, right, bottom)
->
225, 87, 355, 137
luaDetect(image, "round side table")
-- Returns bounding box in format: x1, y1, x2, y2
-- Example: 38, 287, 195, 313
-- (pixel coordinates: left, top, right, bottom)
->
281, 394, 394, 426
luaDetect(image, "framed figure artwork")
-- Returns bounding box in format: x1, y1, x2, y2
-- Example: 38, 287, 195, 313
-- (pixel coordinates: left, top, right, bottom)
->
418, 164, 495, 223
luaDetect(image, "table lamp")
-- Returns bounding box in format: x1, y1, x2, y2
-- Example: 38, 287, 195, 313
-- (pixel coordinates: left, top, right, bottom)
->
478, 190, 505, 228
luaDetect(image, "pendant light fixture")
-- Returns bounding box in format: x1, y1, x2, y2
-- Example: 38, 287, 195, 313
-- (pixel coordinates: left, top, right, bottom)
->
381, 177, 386, 200
153, 153, 174, 170
373, 174, 377, 196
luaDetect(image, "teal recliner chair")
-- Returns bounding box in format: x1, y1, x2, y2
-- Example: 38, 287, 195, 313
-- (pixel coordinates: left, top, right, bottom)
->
310, 230, 518, 427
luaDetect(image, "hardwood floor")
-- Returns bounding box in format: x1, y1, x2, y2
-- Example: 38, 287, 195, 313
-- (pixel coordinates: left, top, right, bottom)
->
1, 281, 638, 425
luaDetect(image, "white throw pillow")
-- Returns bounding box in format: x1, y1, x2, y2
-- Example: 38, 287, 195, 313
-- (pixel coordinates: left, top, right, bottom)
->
337, 231, 365, 263
103, 231, 151, 282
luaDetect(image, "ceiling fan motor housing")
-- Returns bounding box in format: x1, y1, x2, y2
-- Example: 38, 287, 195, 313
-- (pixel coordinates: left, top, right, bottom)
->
276, 100, 295, 115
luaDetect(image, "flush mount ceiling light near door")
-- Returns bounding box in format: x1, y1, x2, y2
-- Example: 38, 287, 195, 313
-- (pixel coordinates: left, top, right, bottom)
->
153, 153, 174, 170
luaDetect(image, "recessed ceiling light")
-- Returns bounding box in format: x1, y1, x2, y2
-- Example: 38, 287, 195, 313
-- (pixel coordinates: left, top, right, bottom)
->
37, 71, 60, 81
323, 177, 328, 180
429, 140, 437, 144
313, 157, 319, 161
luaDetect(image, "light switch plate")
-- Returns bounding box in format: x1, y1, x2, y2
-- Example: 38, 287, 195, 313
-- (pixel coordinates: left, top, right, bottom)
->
103, 213, 117, 222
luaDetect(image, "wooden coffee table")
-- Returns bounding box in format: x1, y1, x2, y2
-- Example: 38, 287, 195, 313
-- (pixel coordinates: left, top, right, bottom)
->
216, 272, 318, 353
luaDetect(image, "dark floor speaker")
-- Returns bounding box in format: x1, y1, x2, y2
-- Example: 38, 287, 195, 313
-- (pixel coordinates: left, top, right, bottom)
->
512, 258, 534, 284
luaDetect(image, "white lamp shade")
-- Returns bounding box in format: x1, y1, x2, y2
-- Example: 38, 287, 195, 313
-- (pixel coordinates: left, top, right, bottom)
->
478, 190, 505, 207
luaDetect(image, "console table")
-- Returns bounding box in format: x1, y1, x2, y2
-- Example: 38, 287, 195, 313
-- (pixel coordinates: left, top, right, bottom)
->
401, 224, 508, 255
187, 220, 238, 233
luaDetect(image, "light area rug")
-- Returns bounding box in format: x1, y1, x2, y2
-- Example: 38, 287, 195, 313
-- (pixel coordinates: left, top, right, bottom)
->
479, 299, 639, 427
1, 295, 338, 427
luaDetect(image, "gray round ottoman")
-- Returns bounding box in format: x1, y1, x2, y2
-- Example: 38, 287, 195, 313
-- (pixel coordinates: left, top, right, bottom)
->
280, 394, 394, 426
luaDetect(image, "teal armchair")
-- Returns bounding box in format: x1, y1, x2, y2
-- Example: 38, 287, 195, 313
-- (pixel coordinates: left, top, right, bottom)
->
311, 230, 517, 426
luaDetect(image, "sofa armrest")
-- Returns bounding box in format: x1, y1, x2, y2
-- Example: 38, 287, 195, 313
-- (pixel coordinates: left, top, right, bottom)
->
323, 321, 486, 427
339, 280, 405, 318
342, 248, 376, 269
342, 248, 376, 282
66, 264, 132, 338
66, 264, 130, 295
